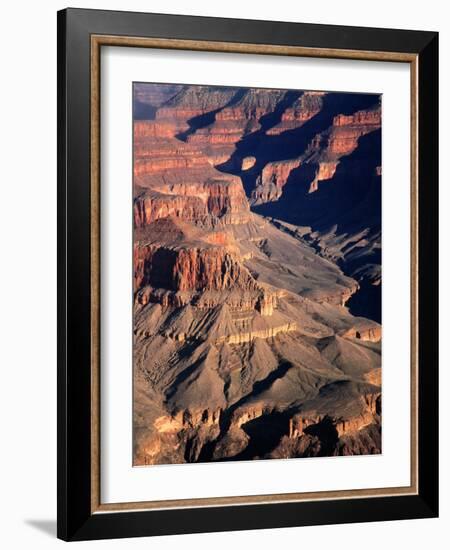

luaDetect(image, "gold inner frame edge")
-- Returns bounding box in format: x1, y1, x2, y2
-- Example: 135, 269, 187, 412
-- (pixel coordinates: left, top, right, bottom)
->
90, 34, 419, 514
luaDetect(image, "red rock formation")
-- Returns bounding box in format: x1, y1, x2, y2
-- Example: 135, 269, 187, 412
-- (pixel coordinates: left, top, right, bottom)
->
186, 88, 287, 166
252, 158, 302, 203
333, 109, 381, 128
134, 128, 250, 226
308, 161, 340, 192
242, 156, 256, 170
308, 106, 381, 160
134, 121, 179, 139
134, 83, 183, 110
134, 179, 250, 227
267, 91, 325, 135
134, 190, 209, 228
158, 86, 236, 122
251, 103, 381, 203
217, 88, 285, 126
304, 104, 381, 197
134, 243, 258, 293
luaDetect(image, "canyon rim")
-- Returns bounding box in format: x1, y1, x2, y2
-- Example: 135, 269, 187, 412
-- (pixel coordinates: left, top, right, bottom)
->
133, 82, 382, 466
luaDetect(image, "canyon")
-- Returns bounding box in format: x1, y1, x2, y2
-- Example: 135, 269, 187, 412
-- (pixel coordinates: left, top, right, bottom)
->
133, 83, 382, 465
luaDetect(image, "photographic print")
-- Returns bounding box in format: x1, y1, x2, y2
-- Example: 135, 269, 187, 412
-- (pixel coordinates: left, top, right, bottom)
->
58, 11, 439, 539
133, 82, 382, 466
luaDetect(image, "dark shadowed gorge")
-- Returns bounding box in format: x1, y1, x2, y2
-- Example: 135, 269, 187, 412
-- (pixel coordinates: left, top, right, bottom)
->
133, 82, 382, 465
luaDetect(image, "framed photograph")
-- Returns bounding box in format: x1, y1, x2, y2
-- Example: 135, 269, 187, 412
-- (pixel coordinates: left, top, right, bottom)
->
57, 8, 438, 541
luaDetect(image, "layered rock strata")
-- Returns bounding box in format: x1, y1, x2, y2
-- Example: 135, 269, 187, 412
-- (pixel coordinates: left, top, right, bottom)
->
251, 104, 381, 203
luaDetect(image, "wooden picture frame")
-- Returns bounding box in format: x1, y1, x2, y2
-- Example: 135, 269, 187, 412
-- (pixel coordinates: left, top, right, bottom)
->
57, 8, 438, 541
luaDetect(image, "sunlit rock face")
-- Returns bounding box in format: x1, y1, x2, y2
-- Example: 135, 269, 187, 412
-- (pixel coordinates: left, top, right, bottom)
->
251, 104, 381, 201
132, 83, 382, 466
266, 91, 326, 135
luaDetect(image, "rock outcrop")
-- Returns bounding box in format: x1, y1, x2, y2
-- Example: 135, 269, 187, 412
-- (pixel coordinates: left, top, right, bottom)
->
266, 91, 325, 135
253, 158, 302, 203
134, 131, 250, 227
134, 243, 257, 293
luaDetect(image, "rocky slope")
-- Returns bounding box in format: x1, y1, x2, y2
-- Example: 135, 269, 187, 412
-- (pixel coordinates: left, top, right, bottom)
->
132, 83, 382, 465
